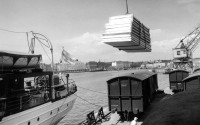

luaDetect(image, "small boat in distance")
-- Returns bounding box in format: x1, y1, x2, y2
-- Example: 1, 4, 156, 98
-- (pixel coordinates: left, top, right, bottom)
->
0, 50, 77, 125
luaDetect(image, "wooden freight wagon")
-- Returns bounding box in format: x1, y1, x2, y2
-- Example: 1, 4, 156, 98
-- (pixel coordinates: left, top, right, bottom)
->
169, 70, 189, 92
182, 72, 200, 91
107, 71, 158, 116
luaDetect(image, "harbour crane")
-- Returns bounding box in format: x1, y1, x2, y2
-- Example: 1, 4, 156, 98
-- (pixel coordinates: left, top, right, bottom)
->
173, 25, 200, 70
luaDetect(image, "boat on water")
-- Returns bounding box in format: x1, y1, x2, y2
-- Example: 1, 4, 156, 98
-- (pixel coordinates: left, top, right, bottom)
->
0, 50, 77, 125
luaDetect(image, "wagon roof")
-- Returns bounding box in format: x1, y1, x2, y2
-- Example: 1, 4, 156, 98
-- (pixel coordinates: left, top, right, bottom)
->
169, 69, 189, 74
107, 71, 156, 82
183, 72, 200, 82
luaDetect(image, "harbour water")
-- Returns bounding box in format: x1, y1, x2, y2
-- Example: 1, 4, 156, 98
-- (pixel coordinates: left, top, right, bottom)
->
58, 69, 169, 125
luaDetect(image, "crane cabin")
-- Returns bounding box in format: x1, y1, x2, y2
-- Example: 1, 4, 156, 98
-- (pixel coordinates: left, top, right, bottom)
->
173, 40, 192, 60
173, 48, 188, 59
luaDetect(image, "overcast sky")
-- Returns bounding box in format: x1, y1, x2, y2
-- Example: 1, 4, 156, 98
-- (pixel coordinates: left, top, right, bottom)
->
0, 0, 200, 63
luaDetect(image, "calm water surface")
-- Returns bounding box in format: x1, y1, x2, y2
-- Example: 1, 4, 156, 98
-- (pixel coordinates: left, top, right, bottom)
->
58, 69, 169, 125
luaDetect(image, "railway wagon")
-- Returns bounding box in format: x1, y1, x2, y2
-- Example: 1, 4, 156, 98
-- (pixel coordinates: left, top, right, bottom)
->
169, 70, 189, 91
107, 71, 158, 115
182, 72, 200, 91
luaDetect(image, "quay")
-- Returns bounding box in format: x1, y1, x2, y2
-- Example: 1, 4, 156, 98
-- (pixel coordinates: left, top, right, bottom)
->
81, 89, 172, 125
80, 70, 174, 125
80, 69, 200, 125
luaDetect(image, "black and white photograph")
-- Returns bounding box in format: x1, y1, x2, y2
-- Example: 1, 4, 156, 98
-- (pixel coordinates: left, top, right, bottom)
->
1, 0, 200, 125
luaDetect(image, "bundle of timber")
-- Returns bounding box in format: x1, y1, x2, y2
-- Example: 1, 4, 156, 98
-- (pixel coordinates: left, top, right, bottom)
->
102, 14, 151, 52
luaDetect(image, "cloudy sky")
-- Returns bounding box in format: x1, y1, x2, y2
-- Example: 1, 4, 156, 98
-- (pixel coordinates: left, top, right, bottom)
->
0, 0, 200, 63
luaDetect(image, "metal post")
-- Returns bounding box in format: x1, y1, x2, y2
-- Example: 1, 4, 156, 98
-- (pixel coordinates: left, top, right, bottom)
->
49, 73, 55, 100
50, 48, 54, 72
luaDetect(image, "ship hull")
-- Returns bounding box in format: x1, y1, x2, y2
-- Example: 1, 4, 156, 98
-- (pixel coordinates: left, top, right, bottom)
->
0, 94, 76, 125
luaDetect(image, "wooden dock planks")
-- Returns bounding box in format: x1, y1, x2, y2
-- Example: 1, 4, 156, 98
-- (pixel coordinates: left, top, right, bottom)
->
102, 14, 151, 52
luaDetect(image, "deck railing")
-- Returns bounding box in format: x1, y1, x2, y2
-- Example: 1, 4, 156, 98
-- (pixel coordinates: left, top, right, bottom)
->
3, 89, 49, 116
0, 81, 77, 118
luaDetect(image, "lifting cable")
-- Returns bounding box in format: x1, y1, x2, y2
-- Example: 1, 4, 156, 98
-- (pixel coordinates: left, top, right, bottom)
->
126, 0, 129, 14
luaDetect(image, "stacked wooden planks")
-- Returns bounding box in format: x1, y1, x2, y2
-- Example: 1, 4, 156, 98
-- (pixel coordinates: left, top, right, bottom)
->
102, 14, 151, 52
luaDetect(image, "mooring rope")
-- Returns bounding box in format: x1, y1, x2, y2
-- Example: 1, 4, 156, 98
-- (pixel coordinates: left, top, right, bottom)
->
77, 85, 107, 95
61, 77, 107, 95
74, 93, 102, 108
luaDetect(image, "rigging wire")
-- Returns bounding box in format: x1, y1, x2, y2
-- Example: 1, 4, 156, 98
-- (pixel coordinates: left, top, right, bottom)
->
34, 36, 51, 48
34, 36, 52, 62
33, 32, 52, 48
0, 28, 30, 34
0, 28, 52, 57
